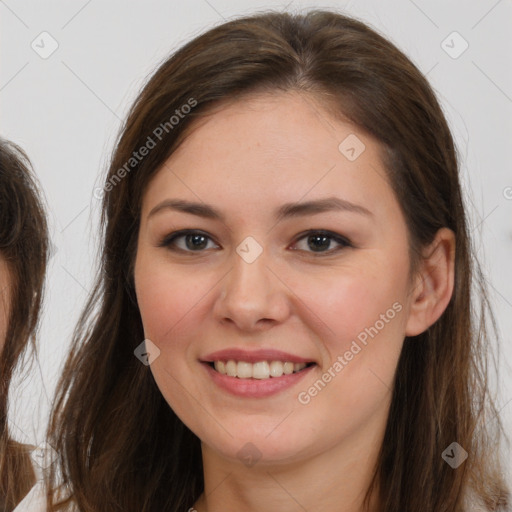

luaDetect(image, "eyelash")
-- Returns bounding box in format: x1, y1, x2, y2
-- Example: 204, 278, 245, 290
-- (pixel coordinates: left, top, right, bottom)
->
158, 229, 352, 256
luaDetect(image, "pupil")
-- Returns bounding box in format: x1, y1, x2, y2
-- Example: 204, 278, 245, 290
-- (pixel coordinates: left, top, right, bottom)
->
187, 234, 207, 250
309, 235, 330, 251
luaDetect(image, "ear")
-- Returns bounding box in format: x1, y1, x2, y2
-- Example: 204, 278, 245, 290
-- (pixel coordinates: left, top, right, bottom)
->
405, 227, 456, 337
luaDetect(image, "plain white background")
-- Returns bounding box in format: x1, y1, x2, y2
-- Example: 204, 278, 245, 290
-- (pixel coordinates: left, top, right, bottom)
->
1, 0, 511, 482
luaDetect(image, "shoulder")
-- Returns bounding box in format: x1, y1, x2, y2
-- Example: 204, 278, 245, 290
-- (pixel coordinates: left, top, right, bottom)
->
12, 481, 77, 512
462, 486, 502, 512
12, 481, 46, 512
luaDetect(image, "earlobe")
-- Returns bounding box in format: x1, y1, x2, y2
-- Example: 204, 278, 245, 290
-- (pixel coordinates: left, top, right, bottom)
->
405, 227, 456, 337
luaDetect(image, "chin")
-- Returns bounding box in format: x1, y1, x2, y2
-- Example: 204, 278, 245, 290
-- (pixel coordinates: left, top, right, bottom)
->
198, 422, 319, 468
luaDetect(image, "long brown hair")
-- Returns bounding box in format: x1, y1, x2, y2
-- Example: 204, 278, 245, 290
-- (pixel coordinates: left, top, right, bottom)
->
0, 139, 49, 510
48, 10, 510, 511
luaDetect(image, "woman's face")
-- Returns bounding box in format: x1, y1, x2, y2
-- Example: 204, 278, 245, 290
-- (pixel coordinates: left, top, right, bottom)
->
0, 256, 11, 352
134, 91, 421, 466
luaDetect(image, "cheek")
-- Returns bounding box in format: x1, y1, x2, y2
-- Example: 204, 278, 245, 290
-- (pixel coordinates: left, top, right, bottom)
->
291, 259, 408, 418
288, 286, 404, 443
296, 259, 408, 351
135, 254, 206, 343
134, 255, 206, 415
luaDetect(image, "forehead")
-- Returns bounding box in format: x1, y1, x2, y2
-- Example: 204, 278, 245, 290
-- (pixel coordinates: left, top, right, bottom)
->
141, 91, 398, 223
169, 90, 363, 170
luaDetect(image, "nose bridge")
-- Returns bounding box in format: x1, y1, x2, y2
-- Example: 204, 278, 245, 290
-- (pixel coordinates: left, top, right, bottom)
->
215, 236, 288, 329
226, 238, 271, 302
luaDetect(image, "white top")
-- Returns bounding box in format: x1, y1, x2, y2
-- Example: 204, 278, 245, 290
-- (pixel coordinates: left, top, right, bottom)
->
12, 481, 46, 512
13, 461, 45, 512
12, 484, 491, 512
12, 462, 491, 512
13, 480, 76, 512
12, 459, 76, 512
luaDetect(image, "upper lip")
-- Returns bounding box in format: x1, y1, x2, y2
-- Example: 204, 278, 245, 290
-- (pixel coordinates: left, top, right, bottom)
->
201, 348, 315, 364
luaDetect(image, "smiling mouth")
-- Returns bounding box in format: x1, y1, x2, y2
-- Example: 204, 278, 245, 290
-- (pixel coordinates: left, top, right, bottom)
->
207, 360, 316, 379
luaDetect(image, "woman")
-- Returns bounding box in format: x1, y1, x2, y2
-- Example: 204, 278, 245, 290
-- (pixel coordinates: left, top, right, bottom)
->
44, 9, 509, 512
0, 139, 49, 511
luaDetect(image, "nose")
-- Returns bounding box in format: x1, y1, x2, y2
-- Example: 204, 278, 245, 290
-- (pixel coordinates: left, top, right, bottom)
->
213, 246, 291, 332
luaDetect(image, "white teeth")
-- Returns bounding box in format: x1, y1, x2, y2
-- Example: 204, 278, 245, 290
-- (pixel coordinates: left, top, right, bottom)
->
269, 361, 284, 377
225, 360, 237, 377
214, 361, 226, 374
237, 361, 253, 379
283, 362, 294, 375
294, 363, 306, 372
212, 359, 311, 379
252, 361, 270, 379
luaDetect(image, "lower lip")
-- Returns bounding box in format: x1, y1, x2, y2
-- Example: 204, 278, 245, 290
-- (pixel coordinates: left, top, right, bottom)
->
201, 362, 315, 398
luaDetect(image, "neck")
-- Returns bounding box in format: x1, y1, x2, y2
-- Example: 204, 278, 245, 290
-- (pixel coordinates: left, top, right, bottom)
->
193, 421, 384, 512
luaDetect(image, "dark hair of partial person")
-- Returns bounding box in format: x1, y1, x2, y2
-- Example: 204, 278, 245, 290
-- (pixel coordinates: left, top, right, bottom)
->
46, 9, 510, 511
0, 138, 49, 511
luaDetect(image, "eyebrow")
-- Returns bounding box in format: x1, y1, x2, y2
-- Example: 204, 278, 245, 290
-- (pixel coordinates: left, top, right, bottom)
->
148, 196, 373, 222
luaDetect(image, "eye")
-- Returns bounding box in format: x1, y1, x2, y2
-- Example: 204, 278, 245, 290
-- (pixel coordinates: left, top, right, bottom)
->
159, 229, 352, 255
159, 230, 219, 252
291, 230, 352, 255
